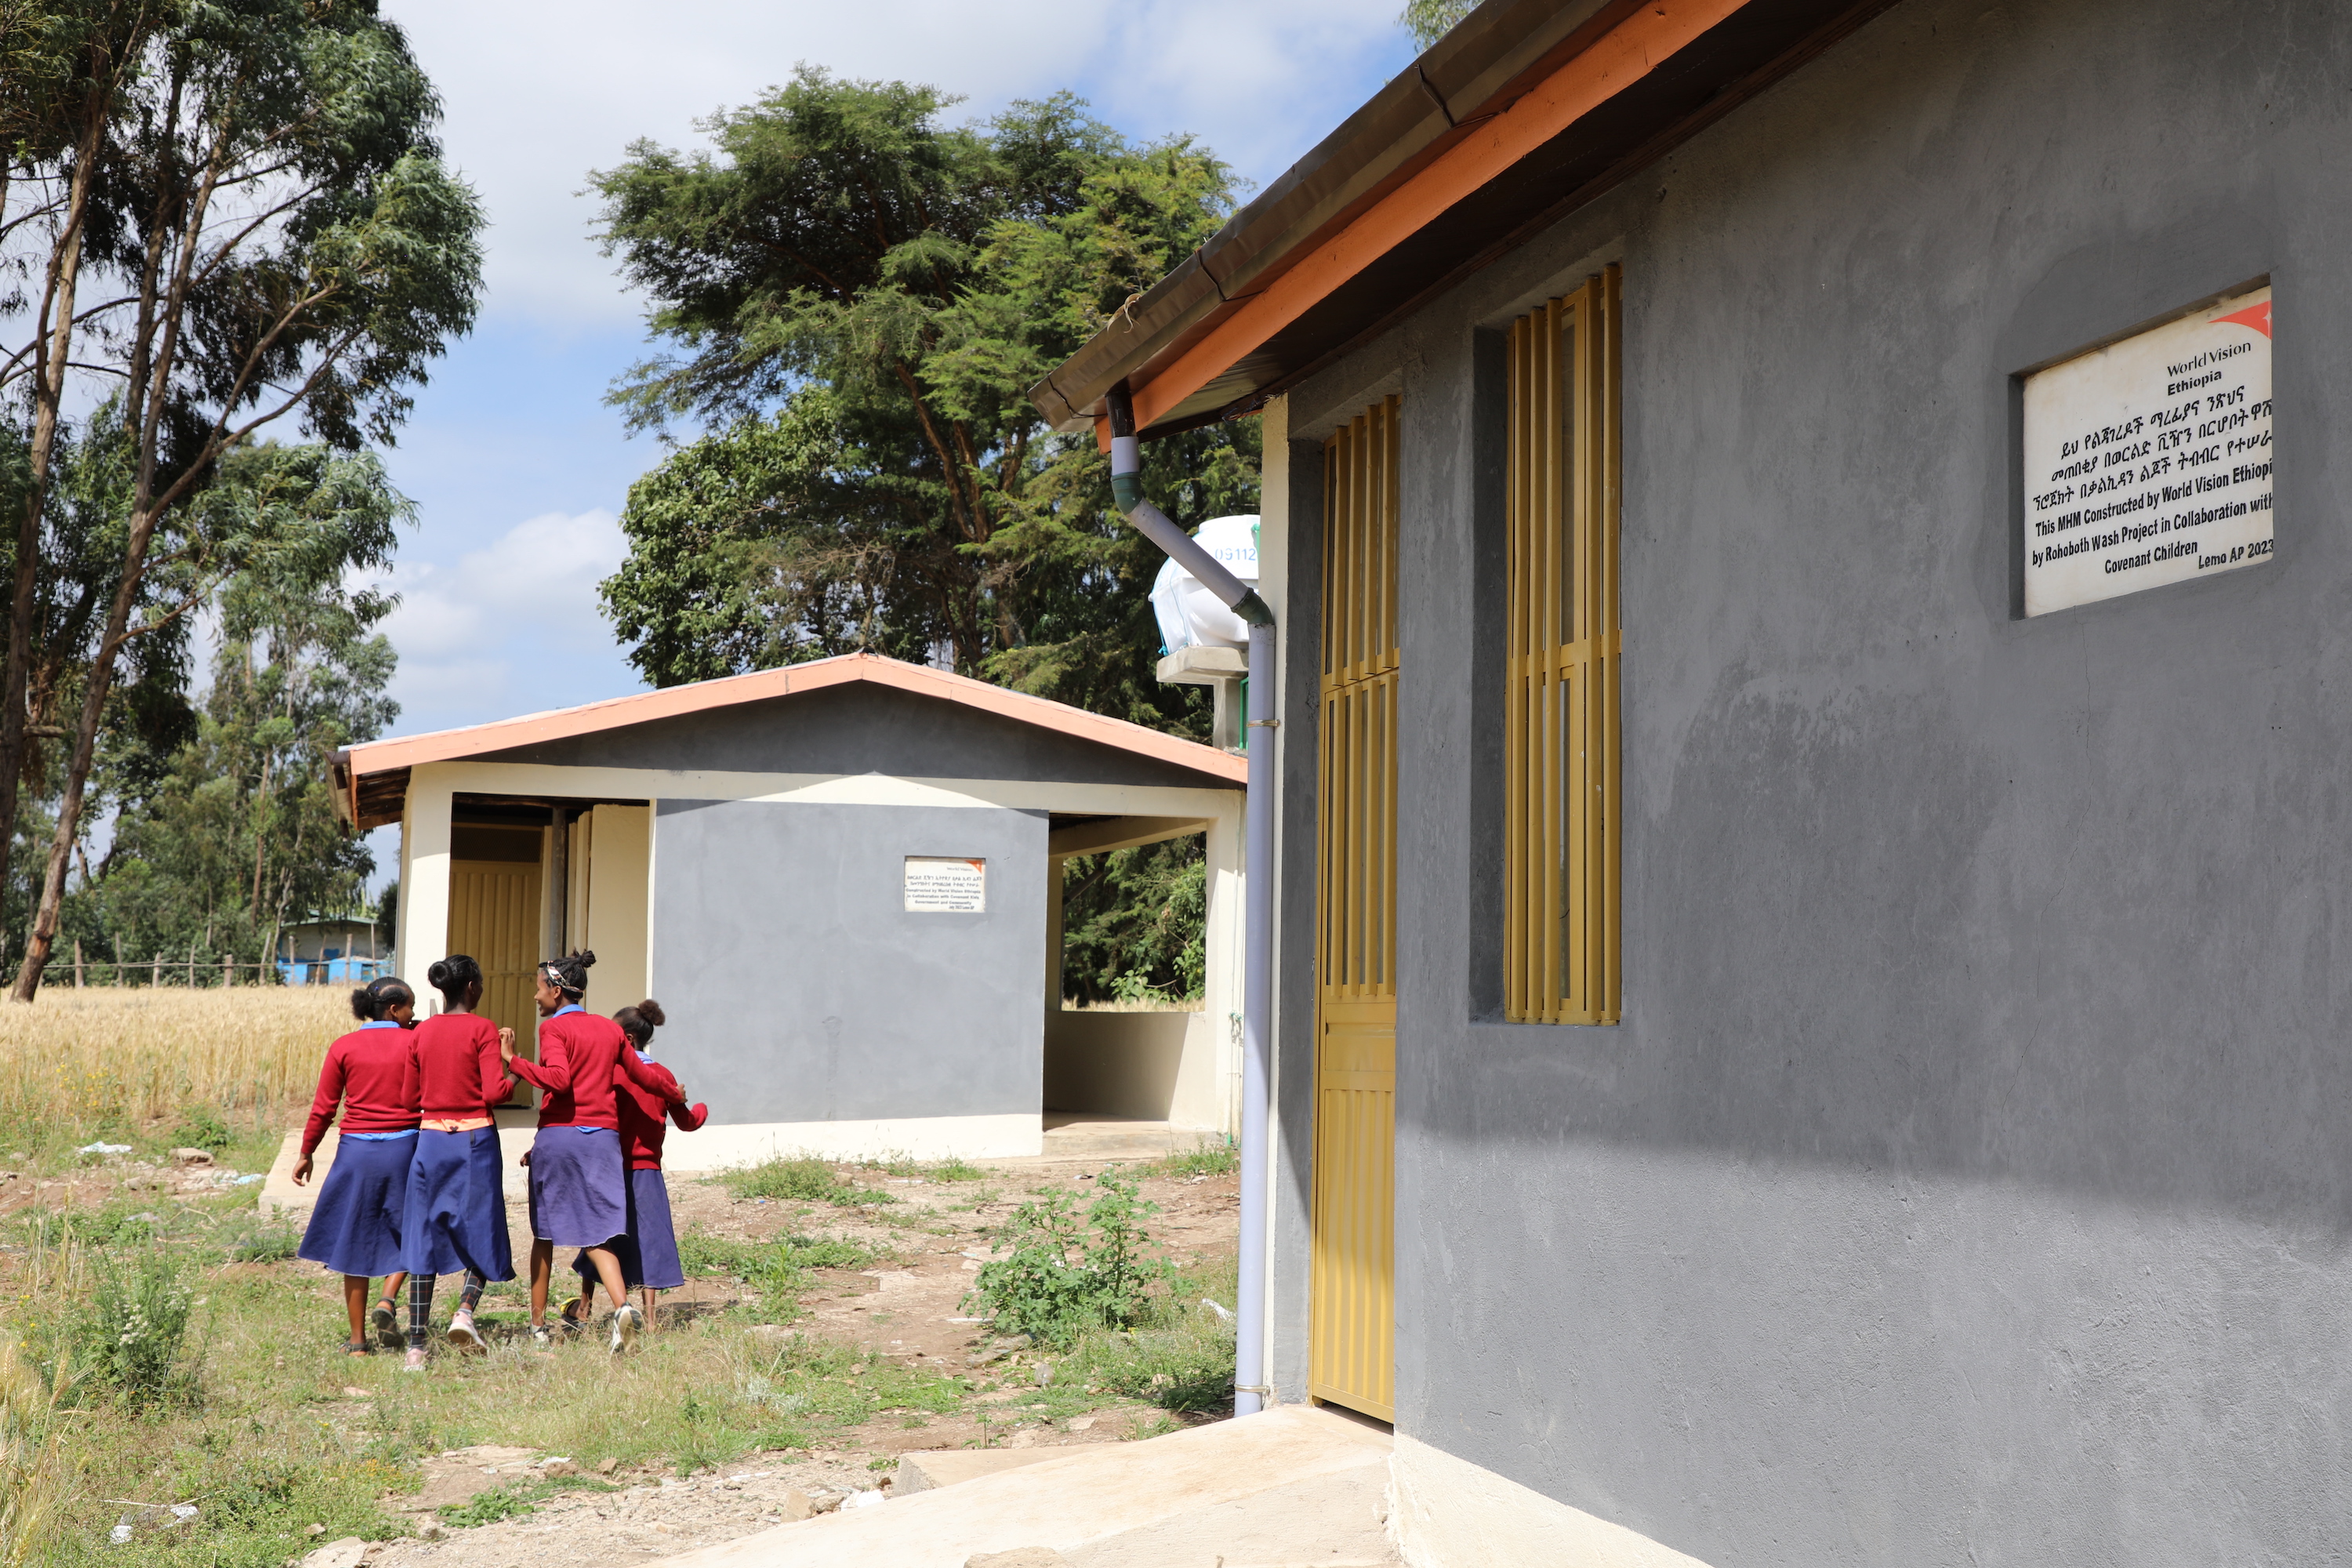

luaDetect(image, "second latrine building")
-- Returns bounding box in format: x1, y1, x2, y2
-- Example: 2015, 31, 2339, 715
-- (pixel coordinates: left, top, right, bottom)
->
334, 653, 1247, 1160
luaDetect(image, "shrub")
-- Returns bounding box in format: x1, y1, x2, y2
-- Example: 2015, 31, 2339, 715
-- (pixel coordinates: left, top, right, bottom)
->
967, 1170, 1170, 1349
76, 1245, 196, 1402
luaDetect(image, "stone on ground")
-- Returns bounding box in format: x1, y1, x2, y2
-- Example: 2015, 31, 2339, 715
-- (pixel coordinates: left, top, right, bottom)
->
298, 1539, 368, 1568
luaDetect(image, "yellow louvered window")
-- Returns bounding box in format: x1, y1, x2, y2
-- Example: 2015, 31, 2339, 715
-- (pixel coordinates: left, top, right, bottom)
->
1504, 267, 1621, 1025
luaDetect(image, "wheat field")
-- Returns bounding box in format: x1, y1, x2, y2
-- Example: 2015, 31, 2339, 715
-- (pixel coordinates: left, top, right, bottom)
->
0, 986, 350, 1136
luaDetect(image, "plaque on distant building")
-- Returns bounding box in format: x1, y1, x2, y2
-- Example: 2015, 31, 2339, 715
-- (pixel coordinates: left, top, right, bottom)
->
904, 856, 985, 913
2022, 285, 2272, 616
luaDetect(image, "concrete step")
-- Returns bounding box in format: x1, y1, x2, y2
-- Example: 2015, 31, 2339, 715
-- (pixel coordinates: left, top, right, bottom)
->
650, 1405, 1396, 1568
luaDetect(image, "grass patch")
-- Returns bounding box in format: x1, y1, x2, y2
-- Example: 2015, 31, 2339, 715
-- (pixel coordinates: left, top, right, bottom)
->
438, 1473, 619, 1528
673, 1229, 882, 1323
1149, 1142, 1239, 1179
720, 1156, 896, 1207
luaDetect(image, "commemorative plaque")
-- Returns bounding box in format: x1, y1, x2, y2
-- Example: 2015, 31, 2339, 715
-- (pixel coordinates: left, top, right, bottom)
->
904, 855, 985, 913
2022, 285, 2272, 616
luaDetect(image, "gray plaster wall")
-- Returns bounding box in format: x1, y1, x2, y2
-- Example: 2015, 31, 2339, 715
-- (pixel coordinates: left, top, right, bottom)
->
473, 680, 1225, 791
648, 799, 1046, 1124
1272, 1, 2352, 1563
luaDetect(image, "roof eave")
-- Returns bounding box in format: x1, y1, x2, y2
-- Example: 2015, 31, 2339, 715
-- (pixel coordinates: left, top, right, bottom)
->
1036, 0, 1904, 440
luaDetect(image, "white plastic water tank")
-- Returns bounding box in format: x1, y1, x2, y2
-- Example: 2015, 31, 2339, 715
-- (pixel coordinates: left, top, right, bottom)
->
1149, 515, 1260, 652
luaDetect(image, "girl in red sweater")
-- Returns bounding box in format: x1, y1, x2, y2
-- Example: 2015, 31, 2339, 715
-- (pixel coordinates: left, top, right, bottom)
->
397, 953, 519, 1370
294, 977, 419, 1356
562, 999, 706, 1333
499, 950, 669, 1352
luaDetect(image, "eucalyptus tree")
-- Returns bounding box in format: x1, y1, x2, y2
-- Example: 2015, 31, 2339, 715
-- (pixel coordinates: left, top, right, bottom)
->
0, 0, 166, 961
0, 0, 482, 999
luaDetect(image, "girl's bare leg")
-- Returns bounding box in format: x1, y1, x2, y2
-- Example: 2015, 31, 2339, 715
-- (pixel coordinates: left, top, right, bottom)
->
528, 1240, 554, 1326
583, 1246, 629, 1308
342, 1275, 371, 1343
639, 1286, 657, 1330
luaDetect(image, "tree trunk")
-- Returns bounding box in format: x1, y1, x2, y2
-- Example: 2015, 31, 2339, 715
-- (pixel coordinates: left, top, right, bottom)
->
12, 497, 166, 1001
0, 105, 106, 975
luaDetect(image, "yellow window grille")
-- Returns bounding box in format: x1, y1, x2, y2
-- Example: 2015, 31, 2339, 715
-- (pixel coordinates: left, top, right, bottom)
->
1504, 267, 1621, 1025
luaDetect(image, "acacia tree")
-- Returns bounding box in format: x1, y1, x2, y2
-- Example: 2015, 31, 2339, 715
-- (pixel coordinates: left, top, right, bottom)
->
0, 0, 481, 999
593, 71, 1258, 730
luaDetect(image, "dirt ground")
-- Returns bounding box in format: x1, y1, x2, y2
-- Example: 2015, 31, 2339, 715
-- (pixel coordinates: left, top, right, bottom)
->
2, 1140, 1240, 1567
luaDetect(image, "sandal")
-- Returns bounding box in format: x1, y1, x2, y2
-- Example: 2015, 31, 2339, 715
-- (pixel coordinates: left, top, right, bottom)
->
345, 1339, 372, 1357
370, 1301, 402, 1352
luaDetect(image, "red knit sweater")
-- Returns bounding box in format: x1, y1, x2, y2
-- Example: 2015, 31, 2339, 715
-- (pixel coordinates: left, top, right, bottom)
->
614, 1053, 706, 1170
508, 1007, 666, 1130
300, 1025, 421, 1155
413, 1012, 514, 1123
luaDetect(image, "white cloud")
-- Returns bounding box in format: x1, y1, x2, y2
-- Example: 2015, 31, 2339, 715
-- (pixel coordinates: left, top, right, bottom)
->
383, 0, 1413, 330
379, 507, 639, 731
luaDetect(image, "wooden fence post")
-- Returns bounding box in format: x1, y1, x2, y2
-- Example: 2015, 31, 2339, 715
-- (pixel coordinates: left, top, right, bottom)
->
222, 952, 232, 987
73, 938, 84, 989
151, 952, 161, 987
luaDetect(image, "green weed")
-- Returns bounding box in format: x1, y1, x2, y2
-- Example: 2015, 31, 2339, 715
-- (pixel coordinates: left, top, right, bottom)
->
967, 1170, 1170, 1350
1151, 1142, 1239, 1179
721, 1156, 895, 1207
74, 1245, 197, 1403
169, 1108, 233, 1152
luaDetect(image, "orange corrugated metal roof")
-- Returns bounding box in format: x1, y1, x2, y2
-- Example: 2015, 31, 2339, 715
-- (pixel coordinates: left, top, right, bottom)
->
334, 652, 1244, 826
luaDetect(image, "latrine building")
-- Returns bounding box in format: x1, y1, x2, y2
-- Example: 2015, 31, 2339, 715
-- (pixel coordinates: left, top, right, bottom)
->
333, 654, 1246, 1161
1036, 0, 2343, 1562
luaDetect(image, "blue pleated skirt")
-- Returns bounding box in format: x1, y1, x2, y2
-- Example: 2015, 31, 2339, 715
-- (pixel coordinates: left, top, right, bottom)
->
299, 1133, 413, 1278
528, 1126, 626, 1247
400, 1127, 514, 1281
573, 1167, 684, 1290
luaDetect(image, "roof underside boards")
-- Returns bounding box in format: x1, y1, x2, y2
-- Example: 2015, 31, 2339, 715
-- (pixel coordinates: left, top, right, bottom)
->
1030, 0, 1898, 439
332, 654, 1243, 831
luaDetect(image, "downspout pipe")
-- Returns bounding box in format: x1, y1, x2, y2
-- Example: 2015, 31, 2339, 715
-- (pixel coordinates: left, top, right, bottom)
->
1107, 387, 1275, 1418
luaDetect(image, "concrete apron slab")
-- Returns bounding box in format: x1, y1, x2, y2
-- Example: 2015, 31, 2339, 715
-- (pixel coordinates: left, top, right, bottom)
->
646, 1405, 1393, 1568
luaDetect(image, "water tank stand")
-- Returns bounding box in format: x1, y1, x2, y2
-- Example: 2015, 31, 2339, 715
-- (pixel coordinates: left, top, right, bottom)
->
1156, 645, 1250, 752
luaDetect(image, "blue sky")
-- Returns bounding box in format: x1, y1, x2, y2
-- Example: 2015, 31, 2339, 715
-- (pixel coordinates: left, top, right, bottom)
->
366, 0, 1423, 742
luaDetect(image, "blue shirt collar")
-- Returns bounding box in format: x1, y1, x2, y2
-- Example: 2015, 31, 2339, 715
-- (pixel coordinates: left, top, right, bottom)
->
553, 1004, 583, 1017
361, 1019, 401, 1029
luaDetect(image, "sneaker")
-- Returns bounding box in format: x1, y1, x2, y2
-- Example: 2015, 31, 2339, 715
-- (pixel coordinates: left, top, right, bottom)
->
446, 1310, 483, 1353
402, 1347, 428, 1374
370, 1301, 401, 1352
529, 1324, 554, 1351
609, 1303, 642, 1355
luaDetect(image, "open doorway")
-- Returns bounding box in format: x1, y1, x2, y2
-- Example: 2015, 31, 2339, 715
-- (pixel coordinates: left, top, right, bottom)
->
1043, 815, 1236, 1134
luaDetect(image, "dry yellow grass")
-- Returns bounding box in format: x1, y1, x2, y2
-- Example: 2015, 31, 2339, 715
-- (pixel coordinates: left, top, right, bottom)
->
0, 986, 350, 1134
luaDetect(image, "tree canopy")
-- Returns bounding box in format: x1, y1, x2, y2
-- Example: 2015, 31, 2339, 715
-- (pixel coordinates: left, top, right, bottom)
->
0, 0, 481, 994
593, 71, 1258, 734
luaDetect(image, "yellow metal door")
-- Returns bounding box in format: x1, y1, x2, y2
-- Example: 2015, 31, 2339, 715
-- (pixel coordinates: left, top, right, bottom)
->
448, 861, 542, 1095
1311, 396, 1400, 1421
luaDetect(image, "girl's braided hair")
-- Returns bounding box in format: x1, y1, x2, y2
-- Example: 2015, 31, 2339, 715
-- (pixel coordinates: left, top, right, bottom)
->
539, 949, 597, 999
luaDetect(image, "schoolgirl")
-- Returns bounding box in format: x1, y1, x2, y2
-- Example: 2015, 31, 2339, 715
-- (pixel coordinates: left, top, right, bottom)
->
294, 976, 419, 1356
499, 950, 670, 1352
564, 1000, 706, 1332
397, 954, 519, 1370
